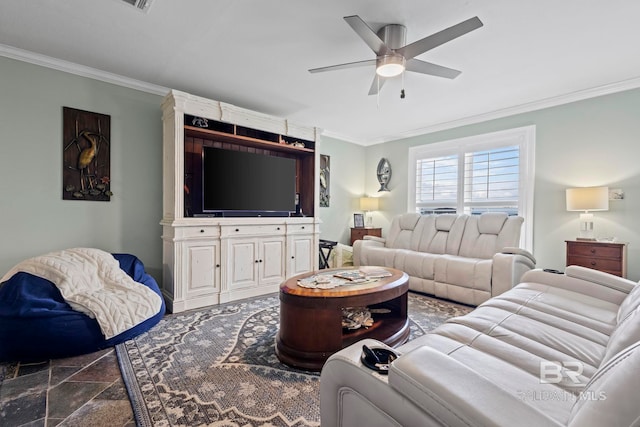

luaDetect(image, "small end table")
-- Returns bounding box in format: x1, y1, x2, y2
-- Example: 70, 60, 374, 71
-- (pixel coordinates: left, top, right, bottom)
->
350, 227, 382, 245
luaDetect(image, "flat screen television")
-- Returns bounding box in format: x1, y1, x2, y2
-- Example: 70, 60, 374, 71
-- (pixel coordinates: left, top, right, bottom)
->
202, 147, 297, 216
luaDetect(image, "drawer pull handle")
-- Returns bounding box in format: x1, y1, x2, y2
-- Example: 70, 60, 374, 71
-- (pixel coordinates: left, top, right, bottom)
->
591, 261, 597, 266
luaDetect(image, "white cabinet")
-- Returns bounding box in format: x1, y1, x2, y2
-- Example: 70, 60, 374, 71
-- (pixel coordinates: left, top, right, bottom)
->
287, 224, 316, 277
221, 225, 287, 302
162, 225, 221, 313
161, 90, 320, 313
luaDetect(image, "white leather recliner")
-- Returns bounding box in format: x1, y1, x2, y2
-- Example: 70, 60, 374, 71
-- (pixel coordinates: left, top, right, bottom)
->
354, 212, 536, 305
320, 267, 640, 427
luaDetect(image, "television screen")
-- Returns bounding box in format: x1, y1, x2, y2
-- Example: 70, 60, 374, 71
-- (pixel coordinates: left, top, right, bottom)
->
202, 147, 296, 215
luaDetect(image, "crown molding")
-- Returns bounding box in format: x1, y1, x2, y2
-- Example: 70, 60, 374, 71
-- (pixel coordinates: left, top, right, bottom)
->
0, 43, 169, 96
3, 43, 640, 146
348, 75, 640, 146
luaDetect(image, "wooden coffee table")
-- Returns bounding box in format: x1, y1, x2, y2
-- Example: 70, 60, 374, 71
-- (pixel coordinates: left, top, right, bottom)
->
275, 266, 409, 371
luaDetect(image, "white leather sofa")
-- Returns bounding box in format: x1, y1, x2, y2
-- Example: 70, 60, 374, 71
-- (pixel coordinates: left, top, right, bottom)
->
320, 266, 640, 427
353, 213, 536, 305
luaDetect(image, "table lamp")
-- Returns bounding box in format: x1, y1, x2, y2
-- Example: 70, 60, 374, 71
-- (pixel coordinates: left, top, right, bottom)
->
566, 186, 609, 240
360, 197, 379, 227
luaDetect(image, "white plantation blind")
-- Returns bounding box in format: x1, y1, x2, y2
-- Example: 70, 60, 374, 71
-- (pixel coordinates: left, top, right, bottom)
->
408, 126, 535, 250
416, 154, 458, 204
463, 145, 519, 210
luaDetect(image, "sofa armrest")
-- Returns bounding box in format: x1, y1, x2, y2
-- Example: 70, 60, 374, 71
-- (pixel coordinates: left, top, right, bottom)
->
501, 246, 536, 264
362, 235, 386, 243
491, 251, 536, 297
321, 339, 444, 427
352, 238, 385, 267
389, 346, 564, 427
521, 267, 635, 304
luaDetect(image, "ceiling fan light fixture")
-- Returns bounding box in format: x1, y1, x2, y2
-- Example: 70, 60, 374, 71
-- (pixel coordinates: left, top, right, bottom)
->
376, 55, 405, 77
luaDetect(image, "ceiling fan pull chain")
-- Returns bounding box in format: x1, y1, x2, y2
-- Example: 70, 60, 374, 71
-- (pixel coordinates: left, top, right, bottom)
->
401, 70, 406, 99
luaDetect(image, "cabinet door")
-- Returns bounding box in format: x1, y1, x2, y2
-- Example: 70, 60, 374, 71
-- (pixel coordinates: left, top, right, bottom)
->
228, 239, 259, 290
288, 235, 313, 277
259, 237, 286, 284
185, 242, 220, 297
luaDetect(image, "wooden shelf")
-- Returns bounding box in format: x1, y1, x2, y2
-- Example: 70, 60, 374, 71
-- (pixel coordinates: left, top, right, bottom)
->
185, 125, 315, 154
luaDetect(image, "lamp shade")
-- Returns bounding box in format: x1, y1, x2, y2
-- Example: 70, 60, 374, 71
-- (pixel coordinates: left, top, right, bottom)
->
360, 197, 379, 211
566, 187, 609, 211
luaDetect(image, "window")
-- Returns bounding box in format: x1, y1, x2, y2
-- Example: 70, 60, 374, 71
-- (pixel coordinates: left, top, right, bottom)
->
409, 126, 535, 250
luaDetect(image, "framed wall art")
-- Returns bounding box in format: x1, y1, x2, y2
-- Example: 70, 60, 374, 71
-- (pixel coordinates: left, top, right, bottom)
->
62, 107, 112, 201
354, 213, 365, 228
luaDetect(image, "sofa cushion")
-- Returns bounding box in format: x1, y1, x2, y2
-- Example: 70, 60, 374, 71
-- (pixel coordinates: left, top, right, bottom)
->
359, 246, 397, 268
394, 250, 440, 280
434, 255, 493, 293
568, 341, 640, 427
601, 305, 640, 365
386, 213, 422, 250
617, 282, 640, 322
458, 213, 523, 259
415, 214, 468, 256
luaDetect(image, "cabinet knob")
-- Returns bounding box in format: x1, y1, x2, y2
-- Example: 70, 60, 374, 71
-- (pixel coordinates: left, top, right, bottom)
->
216, 264, 220, 268
259, 259, 263, 263
591, 261, 597, 266
255, 260, 259, 263
590, 249, 596, 253
235, 228, 239, 232
277, 227, 281, 230
301, 226, 305, 229
200, 229, 205, 233
291, 256, 295, 259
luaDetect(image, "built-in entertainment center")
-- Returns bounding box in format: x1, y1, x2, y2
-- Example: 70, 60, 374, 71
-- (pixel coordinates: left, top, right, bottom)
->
161, 90, 320, 312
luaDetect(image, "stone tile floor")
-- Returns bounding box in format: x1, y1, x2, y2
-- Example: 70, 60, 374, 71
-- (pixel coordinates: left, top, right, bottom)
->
0, 348, 134, 426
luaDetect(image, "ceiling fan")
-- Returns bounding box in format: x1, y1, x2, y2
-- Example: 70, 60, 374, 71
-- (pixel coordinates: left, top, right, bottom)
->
309, 15, 483, 96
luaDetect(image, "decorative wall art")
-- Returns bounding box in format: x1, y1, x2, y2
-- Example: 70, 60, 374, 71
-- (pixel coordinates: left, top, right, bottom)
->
320, 154, 330, 207
377, 158, 392, 192
62, 107, 112, 201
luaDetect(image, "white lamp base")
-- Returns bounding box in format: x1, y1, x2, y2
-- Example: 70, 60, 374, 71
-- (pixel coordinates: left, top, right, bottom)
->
577, 213, 595, 240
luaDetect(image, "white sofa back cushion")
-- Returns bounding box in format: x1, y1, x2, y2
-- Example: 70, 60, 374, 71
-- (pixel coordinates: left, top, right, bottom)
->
414, 214, 468, 255
386, 213, 422, 250
458, 213, 524, 259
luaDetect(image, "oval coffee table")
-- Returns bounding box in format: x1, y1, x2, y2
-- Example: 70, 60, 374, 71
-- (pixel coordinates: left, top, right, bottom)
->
275, 266, 409, 371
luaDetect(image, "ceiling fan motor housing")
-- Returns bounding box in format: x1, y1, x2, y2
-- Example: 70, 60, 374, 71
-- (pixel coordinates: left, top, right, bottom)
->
376, 24, 407, 77
377, 24, 407, 49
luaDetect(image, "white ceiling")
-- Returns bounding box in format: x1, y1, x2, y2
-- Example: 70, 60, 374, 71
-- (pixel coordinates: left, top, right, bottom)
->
2, 0, 640, 145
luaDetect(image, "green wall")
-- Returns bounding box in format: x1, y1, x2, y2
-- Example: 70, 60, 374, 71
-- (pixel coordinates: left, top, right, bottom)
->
0, 56, 164, 279
364, 88, 640, 280
2, 54, 639, 284
317, 136, 366, 244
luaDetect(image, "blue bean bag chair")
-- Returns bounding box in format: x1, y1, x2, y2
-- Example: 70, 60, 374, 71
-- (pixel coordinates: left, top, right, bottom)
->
0, 253, 165, 362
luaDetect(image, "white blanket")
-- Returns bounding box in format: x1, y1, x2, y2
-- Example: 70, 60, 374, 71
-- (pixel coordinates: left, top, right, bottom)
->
1, 248, 162, 339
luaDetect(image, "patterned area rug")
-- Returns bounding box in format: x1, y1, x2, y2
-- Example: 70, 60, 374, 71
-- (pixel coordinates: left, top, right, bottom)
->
116, 292, 472, 427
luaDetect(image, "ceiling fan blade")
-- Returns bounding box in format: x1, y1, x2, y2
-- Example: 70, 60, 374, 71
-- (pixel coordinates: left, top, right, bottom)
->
368, 75, 387, 96
397, 16, 483, 60
309, 59, 376, 73
406, 59, 461, 79
344, 15, 392, 55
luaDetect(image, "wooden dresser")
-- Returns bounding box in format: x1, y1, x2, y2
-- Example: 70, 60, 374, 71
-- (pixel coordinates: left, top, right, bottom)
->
350, 227, 382, 245
565, 240, 628, 278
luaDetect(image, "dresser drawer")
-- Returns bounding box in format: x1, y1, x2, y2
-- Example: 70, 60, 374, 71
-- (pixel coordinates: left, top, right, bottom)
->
566, 255, 622, 274
567, 244, 622, 260
565, 240, 627, 278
